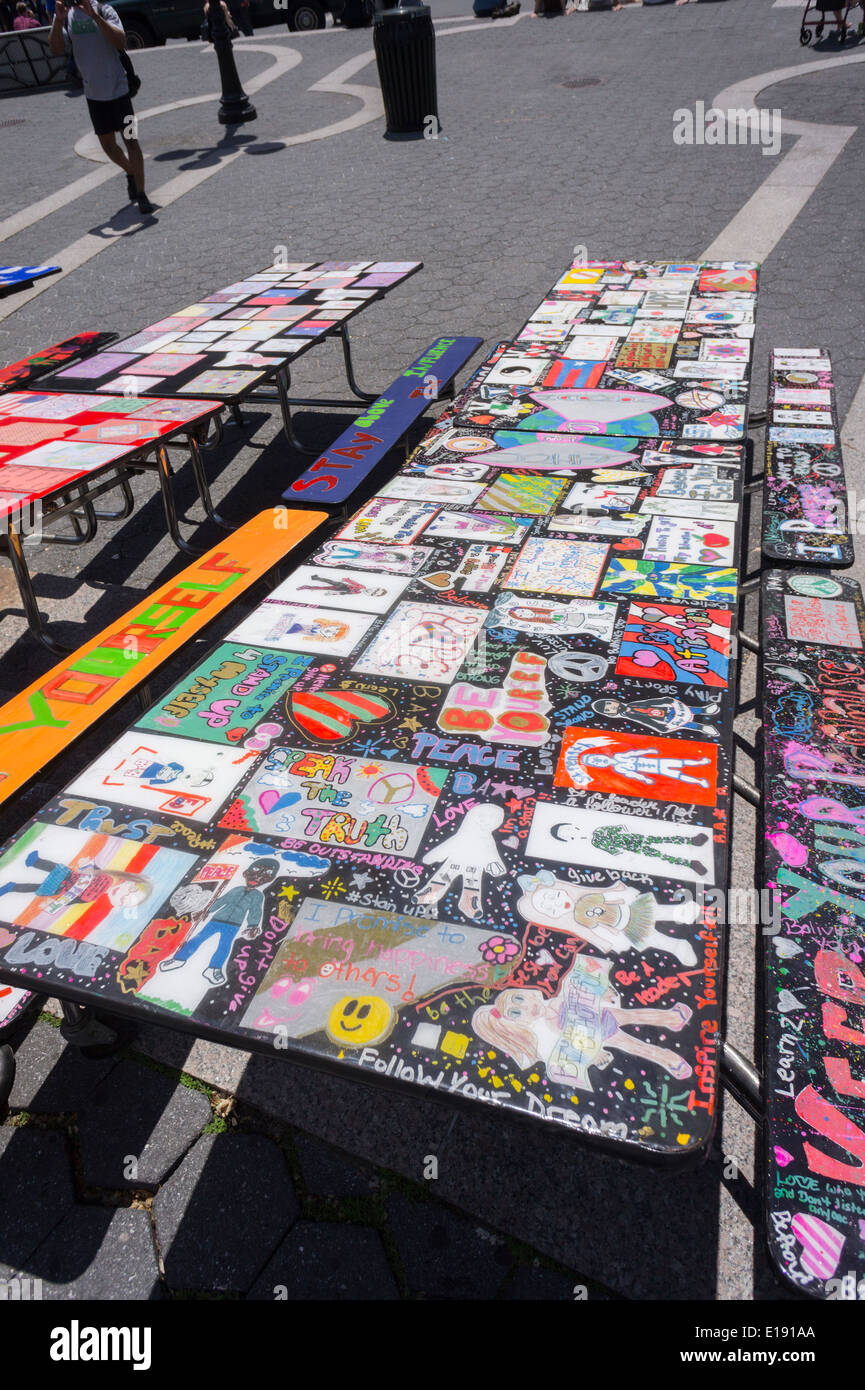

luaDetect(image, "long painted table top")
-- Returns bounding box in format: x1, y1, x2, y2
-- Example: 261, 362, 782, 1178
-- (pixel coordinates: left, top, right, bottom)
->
0, 390, 222, 524
452, 260, 757, 440
0, 260, 754, 1162
762, 568, 865, 1299
35, 260, 423, 403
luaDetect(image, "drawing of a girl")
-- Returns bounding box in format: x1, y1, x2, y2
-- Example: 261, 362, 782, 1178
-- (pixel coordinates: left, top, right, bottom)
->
273, 616, 351, 645
472, 954, 693, 1092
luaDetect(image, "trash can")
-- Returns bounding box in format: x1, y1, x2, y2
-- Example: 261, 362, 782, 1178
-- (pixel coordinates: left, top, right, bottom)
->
373, 1, 438, 137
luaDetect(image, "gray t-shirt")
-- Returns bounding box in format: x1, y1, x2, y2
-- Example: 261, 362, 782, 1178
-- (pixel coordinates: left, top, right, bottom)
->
65, 4, 128, 102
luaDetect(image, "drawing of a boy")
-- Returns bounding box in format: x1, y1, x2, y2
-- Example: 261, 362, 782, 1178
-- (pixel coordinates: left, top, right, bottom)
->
159, 858, 279, 986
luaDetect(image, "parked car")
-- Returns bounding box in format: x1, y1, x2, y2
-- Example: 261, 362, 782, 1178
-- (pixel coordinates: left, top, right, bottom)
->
112, 0, 373, 49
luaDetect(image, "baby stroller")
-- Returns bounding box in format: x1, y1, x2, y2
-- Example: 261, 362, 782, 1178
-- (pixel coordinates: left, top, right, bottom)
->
799, 0, 859, 44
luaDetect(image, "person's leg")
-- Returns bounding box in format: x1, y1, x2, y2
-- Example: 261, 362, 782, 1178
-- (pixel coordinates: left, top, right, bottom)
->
611, 1033, 693, 1079
96, 129, 133, 178
165, 916, 221, 965
121, 128, 155, 213
121, 133, 145, 196
0, 880, 38, 897
207, 920, 239, 973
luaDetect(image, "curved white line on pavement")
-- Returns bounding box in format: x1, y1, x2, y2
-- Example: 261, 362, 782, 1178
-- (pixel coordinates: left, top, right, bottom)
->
0, 51, 385, 319
72, 43, 303, 163
701, 52, 865, 261
287, 48, 383, 141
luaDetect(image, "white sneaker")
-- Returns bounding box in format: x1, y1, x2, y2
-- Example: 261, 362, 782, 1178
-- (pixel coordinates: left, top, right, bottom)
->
203, 967, 225, 986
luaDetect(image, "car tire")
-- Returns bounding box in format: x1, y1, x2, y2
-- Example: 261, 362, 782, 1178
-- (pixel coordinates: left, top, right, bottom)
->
123, 17, 160, 48
286, 0, 327, 30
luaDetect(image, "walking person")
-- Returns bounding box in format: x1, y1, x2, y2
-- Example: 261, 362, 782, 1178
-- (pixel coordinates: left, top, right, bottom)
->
49, 0, 155, 216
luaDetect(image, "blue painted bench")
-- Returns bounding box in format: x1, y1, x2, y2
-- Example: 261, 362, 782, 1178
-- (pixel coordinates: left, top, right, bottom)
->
282, 336, 482, 511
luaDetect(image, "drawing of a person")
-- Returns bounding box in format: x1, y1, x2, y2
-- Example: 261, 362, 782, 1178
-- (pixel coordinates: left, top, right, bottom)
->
509, 604, 568, 627
516, 870, 698, 966
414, 804, 506, 920
159, 858, 279, 986
0, 851, 151, 918
565, 736, 712, 790
549, 821, 711, 877
473, 954, 693, 1091
128, 759, 214, 788
445, 515, 517, 541
590, 697, 721, 740
297, 574, 387, 599
270, 617, 350, 645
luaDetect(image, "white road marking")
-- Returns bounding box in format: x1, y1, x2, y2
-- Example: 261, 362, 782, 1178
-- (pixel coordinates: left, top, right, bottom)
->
842, 372, 865, 453
701, 52, 865, 261
698, 56, 865, 579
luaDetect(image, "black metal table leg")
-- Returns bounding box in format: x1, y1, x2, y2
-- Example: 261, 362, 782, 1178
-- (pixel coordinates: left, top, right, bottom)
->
187, 435, 233, 532
3, 522, 71, 653
277, 368, 318, 456
338, 322, 378, 402
154, 446, 201, 556
0, 1044, 15, 1121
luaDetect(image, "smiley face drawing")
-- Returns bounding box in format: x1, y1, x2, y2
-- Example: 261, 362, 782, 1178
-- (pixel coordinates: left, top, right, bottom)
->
326, 995, 395, 1047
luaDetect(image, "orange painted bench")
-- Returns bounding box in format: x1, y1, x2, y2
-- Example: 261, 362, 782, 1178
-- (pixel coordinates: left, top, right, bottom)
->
0, 507, 328, 811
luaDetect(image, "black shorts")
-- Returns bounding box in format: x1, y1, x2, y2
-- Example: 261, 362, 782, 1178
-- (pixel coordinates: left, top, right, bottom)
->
86, 93, 135, 138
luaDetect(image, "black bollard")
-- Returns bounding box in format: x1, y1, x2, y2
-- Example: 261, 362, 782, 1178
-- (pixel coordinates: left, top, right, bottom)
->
207, 0, 257, 126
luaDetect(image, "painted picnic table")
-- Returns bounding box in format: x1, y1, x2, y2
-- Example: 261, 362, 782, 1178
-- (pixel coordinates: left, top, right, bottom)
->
35, 260, 422, 404
0, 390, 221, 523
0, 260, 756, 1164
453, 278, 755, 440
0, 390, 223, 648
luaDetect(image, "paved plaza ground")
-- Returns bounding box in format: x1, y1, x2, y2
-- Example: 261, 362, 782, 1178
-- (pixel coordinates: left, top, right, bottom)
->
0, 0, 864, 1302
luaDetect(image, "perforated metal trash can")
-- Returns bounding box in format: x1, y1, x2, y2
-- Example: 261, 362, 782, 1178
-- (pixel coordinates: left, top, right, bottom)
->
373, 2, 438, 137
